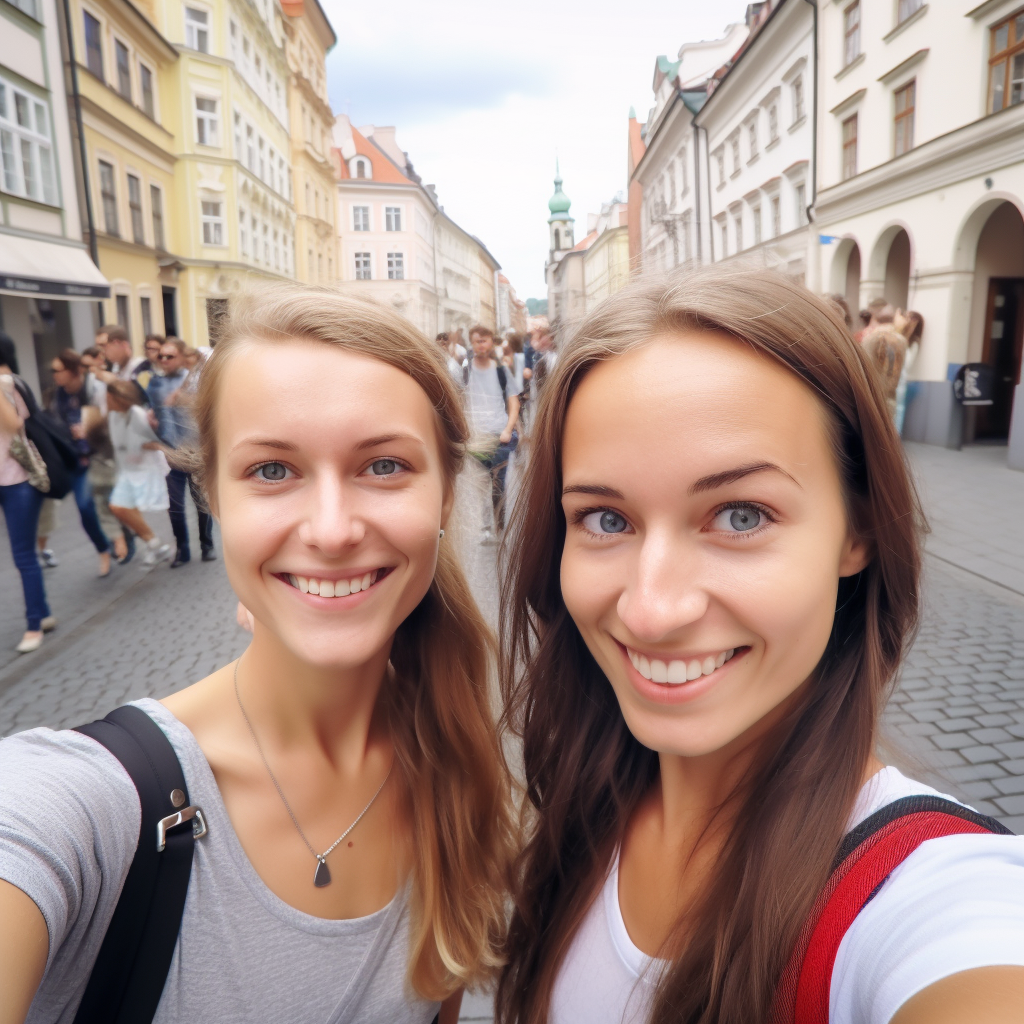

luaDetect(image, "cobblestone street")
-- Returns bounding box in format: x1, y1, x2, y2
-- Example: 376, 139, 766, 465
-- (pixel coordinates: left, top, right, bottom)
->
0, 445, 1021, 1018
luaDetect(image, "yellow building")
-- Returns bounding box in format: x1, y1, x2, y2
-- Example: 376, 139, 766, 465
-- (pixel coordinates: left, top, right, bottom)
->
70, 0, 179, 345
283, 0, 337, 285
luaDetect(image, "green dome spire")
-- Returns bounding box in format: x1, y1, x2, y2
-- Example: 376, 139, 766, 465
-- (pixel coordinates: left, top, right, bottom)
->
548, 161, 571, 217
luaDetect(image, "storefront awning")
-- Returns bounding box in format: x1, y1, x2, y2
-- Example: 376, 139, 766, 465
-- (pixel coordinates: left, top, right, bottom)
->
0, 232, 109, 300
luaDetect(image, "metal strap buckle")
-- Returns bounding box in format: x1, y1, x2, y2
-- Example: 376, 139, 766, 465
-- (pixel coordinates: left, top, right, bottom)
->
156, 805, 208, 852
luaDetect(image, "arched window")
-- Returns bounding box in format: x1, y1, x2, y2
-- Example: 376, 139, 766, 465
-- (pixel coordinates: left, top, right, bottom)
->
349, 156, 370, 179
554, 227, 561, 250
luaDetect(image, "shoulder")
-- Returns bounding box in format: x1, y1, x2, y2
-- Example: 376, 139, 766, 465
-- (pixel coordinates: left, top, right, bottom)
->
0, 724, 141, 958
831, 770, 1024, 1024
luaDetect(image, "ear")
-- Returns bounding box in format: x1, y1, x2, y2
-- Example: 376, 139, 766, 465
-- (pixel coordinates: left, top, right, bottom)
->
838, 529, 872, 578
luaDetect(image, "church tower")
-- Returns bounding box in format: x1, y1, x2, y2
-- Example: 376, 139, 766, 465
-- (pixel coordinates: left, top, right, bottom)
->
548, 163, 574, 256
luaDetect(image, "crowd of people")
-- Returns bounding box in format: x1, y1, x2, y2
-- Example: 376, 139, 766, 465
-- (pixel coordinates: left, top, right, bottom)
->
0, 325, 215, 654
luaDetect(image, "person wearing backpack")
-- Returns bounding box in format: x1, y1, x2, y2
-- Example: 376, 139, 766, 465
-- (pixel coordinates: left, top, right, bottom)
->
0, 334, 54, 654
463, 324, 520, 540
496, 268, 1024, 1024
0, 286, 512, 1024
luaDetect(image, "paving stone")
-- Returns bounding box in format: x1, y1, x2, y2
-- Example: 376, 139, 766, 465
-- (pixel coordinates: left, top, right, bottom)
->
960, 746, 1005, 764
959, 781, 1000, 799
947, 763, 1008, 783
969, 727, 1015, 744
932, 732, 977, 750
975, 713, 1015, 727
995, 795, 1024, 816
996, 740, 1024, 759
992, 775, 1024, 796
937, 717, 981, 733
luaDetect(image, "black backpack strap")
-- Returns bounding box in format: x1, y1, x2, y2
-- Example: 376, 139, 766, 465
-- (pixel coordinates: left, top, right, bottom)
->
72, 705, 205, 1024
495, 364, 508, 404
462, 360, 469, 387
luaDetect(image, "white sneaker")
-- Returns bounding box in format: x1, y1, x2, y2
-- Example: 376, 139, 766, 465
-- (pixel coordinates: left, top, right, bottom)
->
143, 542, 171, 565
16, 632, 43, 654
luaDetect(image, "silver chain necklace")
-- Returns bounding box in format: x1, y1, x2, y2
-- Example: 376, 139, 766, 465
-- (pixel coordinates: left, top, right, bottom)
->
233, 660, 393, 888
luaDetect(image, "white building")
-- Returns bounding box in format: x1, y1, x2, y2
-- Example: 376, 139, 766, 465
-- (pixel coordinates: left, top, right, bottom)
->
696, 0, 814, 278
0, 0, 108, 396
814, 0, 1024, 464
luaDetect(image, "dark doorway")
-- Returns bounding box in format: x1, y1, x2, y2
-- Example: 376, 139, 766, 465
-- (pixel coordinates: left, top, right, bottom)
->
884, 229, 910, 309
162, 286, 177, 337
977, 277, 1024, 440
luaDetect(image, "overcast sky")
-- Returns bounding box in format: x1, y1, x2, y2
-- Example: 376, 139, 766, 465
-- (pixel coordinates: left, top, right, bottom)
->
321, 0, 751, 301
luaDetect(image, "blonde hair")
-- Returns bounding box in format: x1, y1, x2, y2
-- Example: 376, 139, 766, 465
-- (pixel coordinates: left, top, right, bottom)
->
187, 285, 513, 998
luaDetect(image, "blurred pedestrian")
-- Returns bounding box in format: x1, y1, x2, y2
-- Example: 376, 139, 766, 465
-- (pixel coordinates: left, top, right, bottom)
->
828, 294, 853, 331
854, 297, 889, 344
147, 338, 215, 567
531, 325, 558, 395
81, 404, 131, 563
862, 311, 907, 420
42, 349, 112, 577
436, 332, 463, 383
503, 333, 526, 394
893, 310, 924, 435
0, 334, 54, 653
464, 325, 520, 539
106, 379, 171, 564
95, 327, 147, 403
135, 334, 165, 389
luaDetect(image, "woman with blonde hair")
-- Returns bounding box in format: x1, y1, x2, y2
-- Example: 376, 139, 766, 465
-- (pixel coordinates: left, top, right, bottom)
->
0, 286, 512, 1023
498, 267, 1024, 1024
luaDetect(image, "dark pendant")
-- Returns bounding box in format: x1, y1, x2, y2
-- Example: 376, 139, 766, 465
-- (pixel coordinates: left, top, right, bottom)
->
314, 857, 332, 887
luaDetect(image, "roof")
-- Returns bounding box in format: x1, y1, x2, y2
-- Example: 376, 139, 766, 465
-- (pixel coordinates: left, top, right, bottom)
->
572, 230, 598, 253
336, 126, 412, 184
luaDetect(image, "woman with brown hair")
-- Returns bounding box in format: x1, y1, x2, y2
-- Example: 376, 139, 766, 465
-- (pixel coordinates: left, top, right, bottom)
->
497, 267, 1024, 1024
0, 286, 512, 1022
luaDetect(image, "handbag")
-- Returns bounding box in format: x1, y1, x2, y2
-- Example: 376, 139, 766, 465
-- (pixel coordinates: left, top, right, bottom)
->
8, 428, 50, 491
13, 378, 78, 500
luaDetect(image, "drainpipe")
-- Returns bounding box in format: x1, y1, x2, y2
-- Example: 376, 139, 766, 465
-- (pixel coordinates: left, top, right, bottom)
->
61, 0, 98, 269
700, 122, 715, 262
431, 206, 441, 333
692, 120, 702, 262
803, 0, 819, 291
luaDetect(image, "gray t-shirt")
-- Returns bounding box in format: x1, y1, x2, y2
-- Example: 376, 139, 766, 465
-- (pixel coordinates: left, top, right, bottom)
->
466, 361, 519, 437
0, 699, 439, 1024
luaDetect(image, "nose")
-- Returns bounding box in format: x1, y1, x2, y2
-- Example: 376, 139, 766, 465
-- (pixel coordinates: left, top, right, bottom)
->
296, 471, 365, 556
617, 527, 709, 644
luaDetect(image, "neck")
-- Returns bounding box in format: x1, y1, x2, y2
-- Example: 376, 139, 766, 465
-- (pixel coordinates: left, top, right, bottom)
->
236, 623, 393, 768
472, 353, 492, 368
64, 376, 85, 394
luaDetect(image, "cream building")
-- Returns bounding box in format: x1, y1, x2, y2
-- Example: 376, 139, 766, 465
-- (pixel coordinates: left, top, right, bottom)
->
284, 0, 336, 285
332, 115, 502, 335
0, 0, 107, 395
583, 197, 629, 308
813, 0, 1024, 463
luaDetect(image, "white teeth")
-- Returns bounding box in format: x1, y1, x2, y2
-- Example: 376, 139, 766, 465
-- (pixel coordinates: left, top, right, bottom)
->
361, 572, 372, 591
297, 575, 309, 594
335, 578, 351, 597
290, 573, 381, 598
627, 646, 737, 685
288, 574, 298, 589
308, 578, 320, 595
319, 579, 335, 598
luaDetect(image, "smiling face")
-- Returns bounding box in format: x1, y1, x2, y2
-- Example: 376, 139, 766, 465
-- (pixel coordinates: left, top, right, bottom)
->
213, 339, 449, 670
559, 333, 869, 760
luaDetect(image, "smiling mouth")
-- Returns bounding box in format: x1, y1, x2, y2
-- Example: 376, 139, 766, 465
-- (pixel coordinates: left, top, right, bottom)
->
277, 567, 393, 598
624, 644, 742, 685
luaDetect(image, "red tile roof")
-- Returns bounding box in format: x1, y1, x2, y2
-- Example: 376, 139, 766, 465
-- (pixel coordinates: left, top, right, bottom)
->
336, 126, 411, 184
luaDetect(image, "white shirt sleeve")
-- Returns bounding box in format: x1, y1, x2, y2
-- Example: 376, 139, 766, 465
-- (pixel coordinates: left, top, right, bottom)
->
830, 832, 1024, 1024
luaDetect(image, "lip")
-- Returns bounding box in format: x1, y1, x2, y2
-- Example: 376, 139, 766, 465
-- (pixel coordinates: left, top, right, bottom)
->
272, 566, 395, 605
614, 639, 749, 706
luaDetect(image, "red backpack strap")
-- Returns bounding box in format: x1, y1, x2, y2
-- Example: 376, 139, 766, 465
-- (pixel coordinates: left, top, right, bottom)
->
772, 796, 1012, 1024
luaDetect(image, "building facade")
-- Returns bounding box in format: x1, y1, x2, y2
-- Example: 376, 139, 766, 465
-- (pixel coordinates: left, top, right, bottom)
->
814, 0, 1024, 464
583, 198, 629, 308
1, 0, 108, 396
284, 0, 336, 286
496, 272, 527, 334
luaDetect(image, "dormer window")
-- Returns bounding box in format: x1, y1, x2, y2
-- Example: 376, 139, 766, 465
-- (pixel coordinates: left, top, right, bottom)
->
349, 156, 371, 179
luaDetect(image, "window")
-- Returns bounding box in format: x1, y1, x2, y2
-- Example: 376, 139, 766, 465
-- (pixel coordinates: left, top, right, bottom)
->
140, 64, 155, 119
262, 224, 269, 263
233, 112, 242, 157
842, 113, 858, 180
99, 160, 118, 235
114, 40, 132, 99
792, 76, 805, 122
351, 156, 370, 179
771, 194, 781, 237
9, 0, 38, 17
246, 124, 254, 170
273, 229, 279, 270
195, 96, 218, 146
385, 206, 402, 231
894, 80, 915, 156
258, 136, 265, 179
387, 252, 404, 279
239, 205, 247, 255
768, 104, 779, 142
84, 12, 103, 80
185, 7, 209, 53
116, 294, 129, 331
794, 183, 807, 225
140, 296, 152, 337
752, 205, 762, 245
747, 120, 758, 159
715, 150, 725, 186
278, 157, 286, 195
844, 3, 861, 67
989, 12, 1024, 113
201, 199, 223, 245
897, 0, 922, 24
354, 252, 371, 280
719, 222, 728, 258
0, 82, 57, 204
681, 211, 692, 262
734, 215, 743, 252
127, 173, 144, 243
150, 184, 164, 248
730, 136, 740, 174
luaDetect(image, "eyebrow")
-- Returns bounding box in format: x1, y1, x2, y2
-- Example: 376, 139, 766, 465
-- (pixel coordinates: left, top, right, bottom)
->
228, 438, 299, 454
688, 462, 797, 495
562, 483, 626, 499
354, 432, 425, 451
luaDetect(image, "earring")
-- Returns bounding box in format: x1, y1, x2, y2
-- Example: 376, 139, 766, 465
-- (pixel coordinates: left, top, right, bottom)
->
439, 529, 445, 539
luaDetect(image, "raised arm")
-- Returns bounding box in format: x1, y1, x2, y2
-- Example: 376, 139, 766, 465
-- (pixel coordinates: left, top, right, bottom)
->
0, 880, 48, 1024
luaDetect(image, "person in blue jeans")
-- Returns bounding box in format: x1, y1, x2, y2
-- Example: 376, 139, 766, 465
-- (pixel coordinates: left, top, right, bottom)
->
47, 349, 112, 576
0, 336, 53, 654
147, 338, 214, 567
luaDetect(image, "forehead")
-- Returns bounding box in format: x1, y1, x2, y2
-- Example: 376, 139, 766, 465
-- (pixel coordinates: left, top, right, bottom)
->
563, 333, 833, 484
216, 339, 441, 451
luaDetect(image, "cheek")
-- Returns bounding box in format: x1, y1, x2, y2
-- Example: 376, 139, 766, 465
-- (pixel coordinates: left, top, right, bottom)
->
560, 541, 619, 638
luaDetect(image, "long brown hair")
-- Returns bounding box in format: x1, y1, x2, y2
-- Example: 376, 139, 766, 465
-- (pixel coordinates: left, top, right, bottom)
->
185, 285, 513, 1000
496, 266, 923, 1023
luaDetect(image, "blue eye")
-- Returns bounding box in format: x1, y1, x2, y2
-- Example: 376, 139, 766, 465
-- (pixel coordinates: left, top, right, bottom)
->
582, 510, 629, 534
254, 462, 289, 481
368, 459, 400, 476
711, 506, 766, 533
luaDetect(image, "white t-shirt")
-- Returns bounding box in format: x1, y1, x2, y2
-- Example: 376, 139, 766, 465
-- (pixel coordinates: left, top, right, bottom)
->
465, 360, 520, 437
550, 767, 1024, 1024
